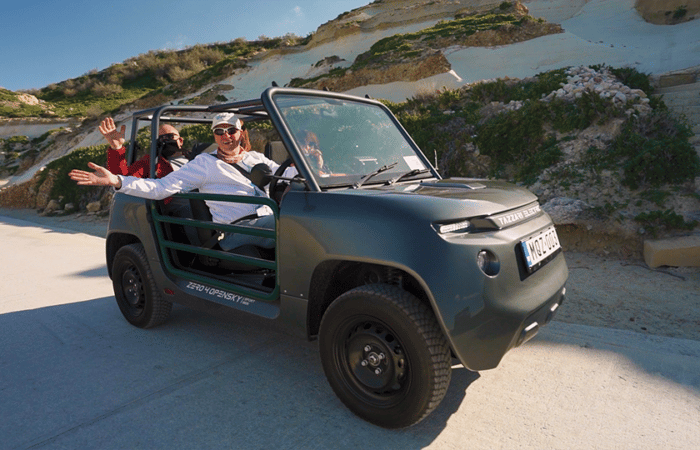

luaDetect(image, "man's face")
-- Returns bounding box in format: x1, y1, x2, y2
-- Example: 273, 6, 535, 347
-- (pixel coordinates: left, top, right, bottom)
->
158, 126, 183, 149
214, 125, 243, 153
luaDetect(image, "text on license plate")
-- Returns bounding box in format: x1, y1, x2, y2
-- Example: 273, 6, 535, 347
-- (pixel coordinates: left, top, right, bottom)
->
521, 226, 561, 270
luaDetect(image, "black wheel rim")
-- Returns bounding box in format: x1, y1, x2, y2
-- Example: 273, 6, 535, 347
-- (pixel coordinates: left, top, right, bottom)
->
120, 264, 145, 317
335, 317, 410, 407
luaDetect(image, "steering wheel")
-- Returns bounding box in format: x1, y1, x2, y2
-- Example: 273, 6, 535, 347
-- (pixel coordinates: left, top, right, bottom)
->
269, 158, 294, 204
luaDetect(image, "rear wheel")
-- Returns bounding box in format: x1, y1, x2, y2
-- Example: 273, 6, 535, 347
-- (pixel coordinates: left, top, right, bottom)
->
112, 243, 172, 328
319, 284, 451, 428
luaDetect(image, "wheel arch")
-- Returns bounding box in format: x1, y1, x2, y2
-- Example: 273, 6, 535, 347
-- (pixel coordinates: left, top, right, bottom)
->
306, 260, 434, 339
106, 232, 142, 279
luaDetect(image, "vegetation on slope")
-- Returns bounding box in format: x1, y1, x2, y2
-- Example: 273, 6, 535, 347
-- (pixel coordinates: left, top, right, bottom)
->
2, 35, 309, 119
381, 65, 698, 236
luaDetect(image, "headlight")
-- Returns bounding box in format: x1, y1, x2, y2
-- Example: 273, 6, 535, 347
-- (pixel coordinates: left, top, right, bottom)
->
434, 220, 471, 234
477, 250, 500, 277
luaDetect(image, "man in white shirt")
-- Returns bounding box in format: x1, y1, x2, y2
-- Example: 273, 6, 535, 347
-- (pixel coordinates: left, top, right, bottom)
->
69, 113, 286, 251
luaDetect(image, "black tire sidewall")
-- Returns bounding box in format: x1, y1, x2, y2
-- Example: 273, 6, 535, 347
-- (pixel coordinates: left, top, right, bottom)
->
319, 284, 449, 428
112, 243, 170, 328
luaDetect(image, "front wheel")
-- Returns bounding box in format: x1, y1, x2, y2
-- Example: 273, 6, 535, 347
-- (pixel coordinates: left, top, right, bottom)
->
319, 284, 452, 428
112, 243, 172, 328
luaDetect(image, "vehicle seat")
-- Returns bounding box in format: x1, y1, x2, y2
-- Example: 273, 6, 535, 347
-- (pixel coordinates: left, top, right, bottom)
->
264, 141, 289, 164
186, 142, 217, 161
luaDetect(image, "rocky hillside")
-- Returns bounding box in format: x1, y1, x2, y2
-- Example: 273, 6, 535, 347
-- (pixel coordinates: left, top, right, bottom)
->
1, 0, 700, 258
0, 89, 55, 117
290, 1, 562, 91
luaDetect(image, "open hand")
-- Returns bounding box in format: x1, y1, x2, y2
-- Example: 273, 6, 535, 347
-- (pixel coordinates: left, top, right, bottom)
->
98, 117, 126, 150
69, 162, 120, 188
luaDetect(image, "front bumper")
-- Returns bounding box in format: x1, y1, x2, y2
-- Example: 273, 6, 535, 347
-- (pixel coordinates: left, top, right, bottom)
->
424, 215, 569, 371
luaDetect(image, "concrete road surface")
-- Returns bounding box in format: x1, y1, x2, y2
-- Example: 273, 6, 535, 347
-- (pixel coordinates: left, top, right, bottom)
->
1, 214, 699, 450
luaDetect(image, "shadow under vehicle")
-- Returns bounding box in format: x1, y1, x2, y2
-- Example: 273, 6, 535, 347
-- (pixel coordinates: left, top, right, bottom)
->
105, 87, 568, 428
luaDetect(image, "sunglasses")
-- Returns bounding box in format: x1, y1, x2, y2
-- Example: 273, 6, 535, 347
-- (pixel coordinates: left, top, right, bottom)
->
159, 133, 180, 140
214, 127, 241, 136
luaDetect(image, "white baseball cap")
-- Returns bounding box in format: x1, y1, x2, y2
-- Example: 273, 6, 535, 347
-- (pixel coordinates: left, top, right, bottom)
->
211, 112, 243, 130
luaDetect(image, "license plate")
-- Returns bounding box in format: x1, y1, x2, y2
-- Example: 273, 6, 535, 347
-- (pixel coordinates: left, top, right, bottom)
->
521, 226, 561, 271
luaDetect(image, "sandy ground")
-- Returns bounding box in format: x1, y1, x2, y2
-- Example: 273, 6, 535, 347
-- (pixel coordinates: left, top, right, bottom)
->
561, 251, 700, 341
1, 206, 698, 343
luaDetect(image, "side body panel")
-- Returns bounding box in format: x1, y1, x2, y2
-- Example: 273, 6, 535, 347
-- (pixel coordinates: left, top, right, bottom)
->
106, 193, 311, 334
278, 186, 568, 371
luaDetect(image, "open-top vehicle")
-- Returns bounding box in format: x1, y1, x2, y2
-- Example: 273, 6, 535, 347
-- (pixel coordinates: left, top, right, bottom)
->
106, 87, 568, 428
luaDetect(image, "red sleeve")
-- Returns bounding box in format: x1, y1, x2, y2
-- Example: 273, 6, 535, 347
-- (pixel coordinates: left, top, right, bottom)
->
156, 157, 174, 178
124, 155, 174, 178
106, 146, 129, 175
125, 155, 151, 178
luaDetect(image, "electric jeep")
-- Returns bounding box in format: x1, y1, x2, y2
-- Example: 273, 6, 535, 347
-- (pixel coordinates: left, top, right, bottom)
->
105, 87, 568, 428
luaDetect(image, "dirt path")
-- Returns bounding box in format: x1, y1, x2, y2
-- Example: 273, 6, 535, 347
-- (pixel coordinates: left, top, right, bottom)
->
561, 251, 700, 341
2, 207, 699, 342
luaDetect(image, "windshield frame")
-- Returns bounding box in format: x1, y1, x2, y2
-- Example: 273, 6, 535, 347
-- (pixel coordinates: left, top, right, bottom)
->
262, 87, 440, 191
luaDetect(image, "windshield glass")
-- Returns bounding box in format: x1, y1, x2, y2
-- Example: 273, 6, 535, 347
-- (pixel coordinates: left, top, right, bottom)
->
273, 94, 431, 188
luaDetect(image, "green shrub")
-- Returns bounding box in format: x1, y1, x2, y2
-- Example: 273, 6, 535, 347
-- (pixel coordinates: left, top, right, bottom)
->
388, 102, 457, 165
7, 135, 29, 145
474, 100, 552, 178
518, 135, 562, 183
38, 144, 108, 208
611, 113, 699, 188
180, 124, 214, 148
609, 67, 654, 95
467, 68, 567, 103
672, 5, 688, 20
635, 209, 697, 237
549, 90, 622, 132
31, 130, 60, 146
640, 189, 671, 207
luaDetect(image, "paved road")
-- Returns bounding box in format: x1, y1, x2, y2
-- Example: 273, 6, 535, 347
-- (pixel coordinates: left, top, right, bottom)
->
1, 214, 699, 450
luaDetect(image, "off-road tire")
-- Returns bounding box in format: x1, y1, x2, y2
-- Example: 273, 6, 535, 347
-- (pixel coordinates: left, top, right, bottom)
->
319, 284, 452, 428
112, 243, 172, 328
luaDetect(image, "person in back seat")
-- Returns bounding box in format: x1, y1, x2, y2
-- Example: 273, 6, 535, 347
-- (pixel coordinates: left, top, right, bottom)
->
99, 117, 187, 177
70, 113, 290, 251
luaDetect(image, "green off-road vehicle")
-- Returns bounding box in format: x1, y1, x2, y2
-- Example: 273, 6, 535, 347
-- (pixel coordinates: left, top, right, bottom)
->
106, 87, 568, 428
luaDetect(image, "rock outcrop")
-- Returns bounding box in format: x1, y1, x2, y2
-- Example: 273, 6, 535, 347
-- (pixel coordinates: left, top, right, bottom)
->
295, 1, 561, 91
299, 51, 452, 92
308, 0, 507, 48
635, 0, 700, 25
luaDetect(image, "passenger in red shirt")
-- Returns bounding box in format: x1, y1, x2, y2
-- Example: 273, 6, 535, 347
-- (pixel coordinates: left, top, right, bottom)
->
99, 117, 184, 178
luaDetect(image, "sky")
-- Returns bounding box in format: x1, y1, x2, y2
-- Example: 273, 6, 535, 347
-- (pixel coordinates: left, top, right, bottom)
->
0, 0, 371, 92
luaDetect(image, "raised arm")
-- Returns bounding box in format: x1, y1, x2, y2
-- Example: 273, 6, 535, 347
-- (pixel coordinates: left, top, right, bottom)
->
69, 162, 122, 188
99, 117, 126, 150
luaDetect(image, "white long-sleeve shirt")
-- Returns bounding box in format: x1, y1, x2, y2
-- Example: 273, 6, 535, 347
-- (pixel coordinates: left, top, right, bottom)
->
117, 151, 284, 224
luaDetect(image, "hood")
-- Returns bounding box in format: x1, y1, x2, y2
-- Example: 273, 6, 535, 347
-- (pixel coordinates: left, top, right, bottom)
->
354, 177, 543, 229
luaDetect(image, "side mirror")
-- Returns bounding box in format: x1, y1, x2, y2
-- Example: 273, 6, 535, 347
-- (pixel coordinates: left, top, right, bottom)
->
250, 163, 272, 189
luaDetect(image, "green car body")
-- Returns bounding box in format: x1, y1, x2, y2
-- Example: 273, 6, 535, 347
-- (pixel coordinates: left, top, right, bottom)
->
105, 87, 568, 428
